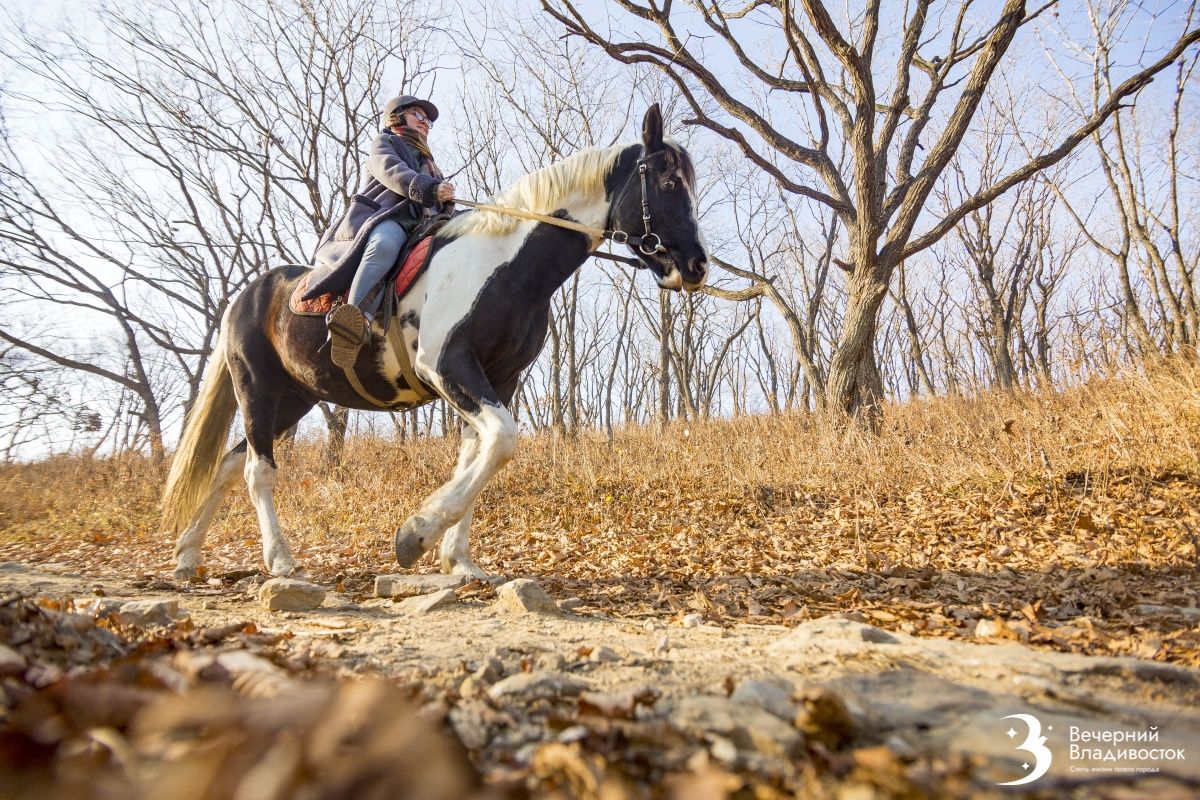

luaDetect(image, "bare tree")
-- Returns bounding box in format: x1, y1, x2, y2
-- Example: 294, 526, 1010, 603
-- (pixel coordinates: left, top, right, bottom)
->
1042, 2, 1200, 359
0, 0, 439, 457
541, 0, 1200, 421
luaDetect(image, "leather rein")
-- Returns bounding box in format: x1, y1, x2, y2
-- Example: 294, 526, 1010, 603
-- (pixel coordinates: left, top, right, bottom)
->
455, 151, 670, 270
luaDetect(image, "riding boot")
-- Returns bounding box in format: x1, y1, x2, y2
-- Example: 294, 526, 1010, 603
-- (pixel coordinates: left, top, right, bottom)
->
328, 220, 407, 369
327, 304, 368, 369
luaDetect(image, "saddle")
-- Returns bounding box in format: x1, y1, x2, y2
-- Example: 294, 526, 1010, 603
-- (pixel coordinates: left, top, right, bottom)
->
290, 234, 435, 317
290, 214, 454, 409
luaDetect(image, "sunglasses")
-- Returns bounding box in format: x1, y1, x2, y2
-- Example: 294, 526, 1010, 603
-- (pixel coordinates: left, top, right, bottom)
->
405, 108, 432, 127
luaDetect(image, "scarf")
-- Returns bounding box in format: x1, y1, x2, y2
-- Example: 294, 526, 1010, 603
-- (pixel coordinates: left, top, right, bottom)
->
400, 127, 443, 180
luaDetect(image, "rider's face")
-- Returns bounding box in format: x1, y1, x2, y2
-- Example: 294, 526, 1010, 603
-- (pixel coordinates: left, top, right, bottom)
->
403, 108, 431, 135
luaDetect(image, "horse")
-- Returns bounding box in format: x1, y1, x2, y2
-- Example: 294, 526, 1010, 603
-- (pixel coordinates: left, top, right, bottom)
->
160, 105, 708, 582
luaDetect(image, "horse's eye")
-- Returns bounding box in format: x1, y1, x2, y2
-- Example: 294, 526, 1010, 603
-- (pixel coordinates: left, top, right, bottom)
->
663, 179, 677, 190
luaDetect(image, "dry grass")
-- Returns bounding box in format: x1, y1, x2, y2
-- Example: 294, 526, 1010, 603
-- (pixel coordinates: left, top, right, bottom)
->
2, 359, 1199, 664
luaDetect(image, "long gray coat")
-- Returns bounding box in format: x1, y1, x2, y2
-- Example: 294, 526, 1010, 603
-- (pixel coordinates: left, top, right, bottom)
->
305, 130, 444, 299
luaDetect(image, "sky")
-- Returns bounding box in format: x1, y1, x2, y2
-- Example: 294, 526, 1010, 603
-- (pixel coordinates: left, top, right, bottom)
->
1, 0, 1195, 456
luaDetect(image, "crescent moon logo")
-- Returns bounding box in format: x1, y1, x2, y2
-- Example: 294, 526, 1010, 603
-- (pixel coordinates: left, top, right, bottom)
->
999, 713, 1054, 786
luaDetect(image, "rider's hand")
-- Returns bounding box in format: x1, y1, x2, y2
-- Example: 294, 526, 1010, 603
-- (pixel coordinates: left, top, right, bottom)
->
436, 182, 455, 203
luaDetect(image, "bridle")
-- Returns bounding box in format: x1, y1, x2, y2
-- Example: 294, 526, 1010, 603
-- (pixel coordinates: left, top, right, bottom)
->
605, 149, 671, 258
454, 148, 674, 270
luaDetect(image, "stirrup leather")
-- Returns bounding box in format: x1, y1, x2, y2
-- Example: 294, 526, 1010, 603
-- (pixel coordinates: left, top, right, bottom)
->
328, 305, 435, 409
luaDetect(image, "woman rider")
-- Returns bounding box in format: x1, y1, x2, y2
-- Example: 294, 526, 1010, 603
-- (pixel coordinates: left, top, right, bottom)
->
310, 94, 455, 368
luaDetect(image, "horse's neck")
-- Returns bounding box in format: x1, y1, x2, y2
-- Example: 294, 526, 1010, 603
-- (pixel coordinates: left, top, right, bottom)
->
555, 188, 611, 232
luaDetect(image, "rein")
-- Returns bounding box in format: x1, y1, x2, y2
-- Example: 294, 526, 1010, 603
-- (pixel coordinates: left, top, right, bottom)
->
454, 150, 670, 271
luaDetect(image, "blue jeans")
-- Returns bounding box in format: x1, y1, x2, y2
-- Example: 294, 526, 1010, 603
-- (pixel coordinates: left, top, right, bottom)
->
349, 219, 407, 318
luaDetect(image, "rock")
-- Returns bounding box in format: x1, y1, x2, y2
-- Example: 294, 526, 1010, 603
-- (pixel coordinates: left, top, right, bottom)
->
487, 671, 587, 700
449, 699, 495, 749
0, 644, 26, 676
115, 598, 181, 627
322, 593, 358, 610
670, 696, 803, 758
259, 578, 326, 612
589, 645, 621, 663
643, 618, 663, 631
730, 678, 796, 721
557, 597, 584, 611
76, 598, 122, 618
235, 574, 267, 595
398, 588, 458, 613
375, 573, 469, 598
496, 579, 559, 615
654, 635, 670, 654
974, 618, 1017, 639
682, 613, 703, 628
462, 656, 504, 694
537, 652, 567, 671
767, 616, 898, 656
557, 725, 589, 744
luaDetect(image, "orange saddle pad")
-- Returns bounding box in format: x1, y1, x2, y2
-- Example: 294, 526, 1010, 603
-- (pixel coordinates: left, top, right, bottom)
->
290, 236, 435, 316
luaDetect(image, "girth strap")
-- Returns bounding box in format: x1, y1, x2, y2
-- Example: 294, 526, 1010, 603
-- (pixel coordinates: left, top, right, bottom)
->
336, 317, 437, 410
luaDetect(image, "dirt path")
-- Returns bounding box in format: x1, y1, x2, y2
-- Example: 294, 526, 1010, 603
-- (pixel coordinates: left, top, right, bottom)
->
2, 560, 1199, 797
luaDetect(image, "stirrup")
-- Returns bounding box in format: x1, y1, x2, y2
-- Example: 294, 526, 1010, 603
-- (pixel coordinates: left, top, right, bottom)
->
327, 304, 368, 369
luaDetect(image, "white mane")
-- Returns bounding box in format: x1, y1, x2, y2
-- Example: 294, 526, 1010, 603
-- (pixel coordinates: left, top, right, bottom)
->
441, 144, 628, 238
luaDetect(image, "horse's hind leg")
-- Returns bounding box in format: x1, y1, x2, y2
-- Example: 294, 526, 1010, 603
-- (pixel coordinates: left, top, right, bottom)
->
173, 442, 247, 580
232, 378, 315, 576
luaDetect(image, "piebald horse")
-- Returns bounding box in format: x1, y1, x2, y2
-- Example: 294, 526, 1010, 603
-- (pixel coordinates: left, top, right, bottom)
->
161, 105, 708, 581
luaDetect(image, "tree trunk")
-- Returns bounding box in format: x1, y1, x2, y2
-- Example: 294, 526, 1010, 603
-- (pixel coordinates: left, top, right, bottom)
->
319, 403, 349, 467
826, 269, 888, 423
657, 291, 671, 427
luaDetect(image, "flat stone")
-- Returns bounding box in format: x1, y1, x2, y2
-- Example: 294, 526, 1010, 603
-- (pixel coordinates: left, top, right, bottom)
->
259, 578, 326, 612
399, 588, 458, 613
670, 696, 803, 758
375, 573, 468, 598
487, 671, 587, 700
496, 579, 559, 615
557, 597, 585, 611
115, 598, 181, 627
767, 616, 898, 656
682, 613, 703, 628
76, 597, 123, 618
730, 677, 796, 721
322, 593, 358, 610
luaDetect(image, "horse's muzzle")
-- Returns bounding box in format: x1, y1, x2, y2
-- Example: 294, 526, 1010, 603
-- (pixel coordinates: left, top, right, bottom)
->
682, 256, 708, 291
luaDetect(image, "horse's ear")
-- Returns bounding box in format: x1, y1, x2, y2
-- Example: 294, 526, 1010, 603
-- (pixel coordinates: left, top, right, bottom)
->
642, 104, 664, 152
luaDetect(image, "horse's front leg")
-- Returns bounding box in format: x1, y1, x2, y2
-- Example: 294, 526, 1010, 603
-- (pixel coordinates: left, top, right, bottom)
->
437, 427, 490, 579
394, 390, 517, 568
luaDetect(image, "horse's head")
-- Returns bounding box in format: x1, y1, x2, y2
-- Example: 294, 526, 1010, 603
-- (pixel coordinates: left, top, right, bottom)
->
608, 105, 709, 292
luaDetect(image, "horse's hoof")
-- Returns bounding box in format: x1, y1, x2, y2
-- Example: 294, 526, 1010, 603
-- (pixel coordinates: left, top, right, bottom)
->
395, 530, 426, 567
173, 566, 199, 582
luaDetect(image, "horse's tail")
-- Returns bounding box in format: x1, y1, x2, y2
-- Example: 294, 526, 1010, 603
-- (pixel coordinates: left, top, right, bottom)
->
161, 324, 238, 534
